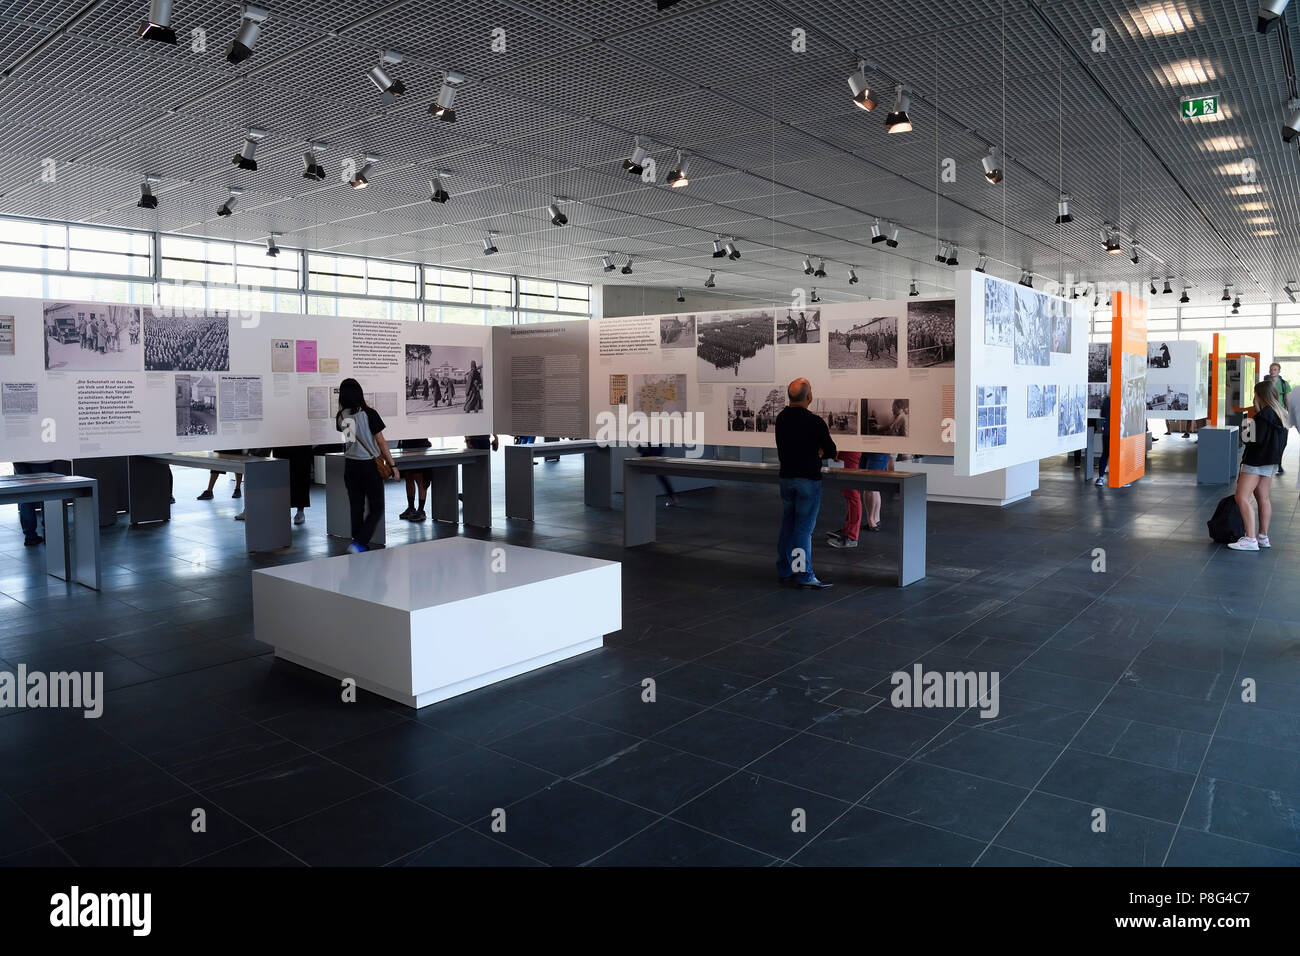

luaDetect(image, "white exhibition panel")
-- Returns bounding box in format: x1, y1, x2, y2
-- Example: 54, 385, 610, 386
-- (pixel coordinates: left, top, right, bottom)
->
587, 299, 957, 456
252, 538, 621, 708
905, 459, 1039, 507
954, 271, 1089, 476
0, 295, 492, 460
1144, 338, 1209, 419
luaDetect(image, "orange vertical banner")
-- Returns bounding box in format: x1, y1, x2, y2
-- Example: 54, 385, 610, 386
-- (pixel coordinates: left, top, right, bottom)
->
1209, 332, 1224, 426
1109, 291, 1147, 487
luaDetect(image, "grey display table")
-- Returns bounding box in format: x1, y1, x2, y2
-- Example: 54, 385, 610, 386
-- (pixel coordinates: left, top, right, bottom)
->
129, 452, 290, 552
1197, 426, 1240, 484
624, 458, 927, 587
325, 448, 490, 545
505, 440, 613, 521
0, 473, 101, 589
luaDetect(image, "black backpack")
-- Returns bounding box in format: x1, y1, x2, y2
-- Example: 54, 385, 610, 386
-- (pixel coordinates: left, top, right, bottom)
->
1207, 495, 1245, 544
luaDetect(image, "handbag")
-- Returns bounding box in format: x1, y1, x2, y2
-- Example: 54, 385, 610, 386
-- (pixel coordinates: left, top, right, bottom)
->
353, 412, 393, 479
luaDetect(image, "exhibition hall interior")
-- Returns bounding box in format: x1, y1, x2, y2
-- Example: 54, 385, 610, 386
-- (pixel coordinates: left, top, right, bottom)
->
2, 0, 1300, 883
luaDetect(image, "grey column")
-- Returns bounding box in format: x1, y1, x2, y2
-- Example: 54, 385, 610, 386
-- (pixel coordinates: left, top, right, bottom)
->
504, 445, 535, 521
623, 463, 659, 547
583, 446, 613, 509
243, 458, 291, 551
430, 466, 459, 524
461, 455, 492, 529
42, 497, 72, 583
71, 489, 102, 589
896, 473, 928, 587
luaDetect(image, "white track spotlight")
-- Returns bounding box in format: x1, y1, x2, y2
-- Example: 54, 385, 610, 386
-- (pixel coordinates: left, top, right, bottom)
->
302, 142, 326, 181
666, 151, 691, 188
1282, 101, 1300, 144
138, 0, 177, 43
870, 218, 885, 243
231, 127, 266, 171
1258, 0, 1291, 33
429, 70, 465, 122
724, 239, 740, 260
975, 253, 988, 273
367, 50, 406, 104
1103, 226, 1123, 254
548, 201, 568, 226
847, 58, 877, 111
946, 245, 959, 266
814, 257, 827, 278
136, 174, 161, 209
429, 172, 449, 203
810, 288, 822, 303
908, 281, 919, 297
1222, 285, 1232, 301
848, 267, 859, 285
711, 238, 726, 258
1129, 241, 1140, 264
350, 153, 378, 189
216, 186, 244, 217
226, 4, 269, 64
1020, 270, 1034, 288
601, 255, 615, 273
886, 223, 900, 248
802, 257, 815, 276
1285, 281, 1298, 303
1179, 284, 1190, 304
884, 84, 912, 133
935, 243, 949, 264
623, 136, 649, 175
704, 271, 716, 288
265, 233, 280, 258
1055, 193, 1074, 224
675, 288, 685, 303
981, 145, 1003, 184
481, 234, 498, 255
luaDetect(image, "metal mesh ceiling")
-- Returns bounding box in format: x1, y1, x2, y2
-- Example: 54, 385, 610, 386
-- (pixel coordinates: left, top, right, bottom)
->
0, 0, 1297, 305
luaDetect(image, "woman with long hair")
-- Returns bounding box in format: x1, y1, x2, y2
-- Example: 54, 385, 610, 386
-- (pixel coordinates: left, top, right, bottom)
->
1229, 380, 1289, 552
336, 377, 396, 553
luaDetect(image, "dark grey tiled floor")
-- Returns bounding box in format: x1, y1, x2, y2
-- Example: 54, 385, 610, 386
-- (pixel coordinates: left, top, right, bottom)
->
1, 435, 1298, 866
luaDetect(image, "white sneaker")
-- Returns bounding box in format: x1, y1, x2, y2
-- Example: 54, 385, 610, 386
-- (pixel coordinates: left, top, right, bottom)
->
1094, 477, 1105, 486
1258, 535, 1271, 548
1227, 537, 1259, 551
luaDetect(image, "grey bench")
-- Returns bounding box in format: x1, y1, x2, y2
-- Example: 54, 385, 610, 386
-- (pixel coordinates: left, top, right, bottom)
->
326, 448, 490, 546
624, 457, 927, 587
504, 440, 614, 521
129, 452, 290, 552
0, 473, 101, 589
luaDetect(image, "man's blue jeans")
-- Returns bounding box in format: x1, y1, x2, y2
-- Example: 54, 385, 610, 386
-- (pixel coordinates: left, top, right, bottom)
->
777, 477, 822, 583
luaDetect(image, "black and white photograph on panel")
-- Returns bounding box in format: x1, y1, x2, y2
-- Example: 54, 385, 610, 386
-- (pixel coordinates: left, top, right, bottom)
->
1057, 384, 1086, 437
1088, 382, 1108, 415
695, 310, 775, 382
906, 299, 955, 367
42, 301, 143, 371
777, 308, 820, 344
1196, 351, 1210, 413
404, 344, 486, 415
175, 373, 217, 436
860, 397, 909, 437
659, 315, 695, 349
1013, 286, 1050, 366
144, 310, 230, 371
975, 385, 1007, 449
812, 397, 860, 435
1048, 299, 1072, 353
633, 373, 688, 415
1120, 351, 1147, 438
1147, 383, 1190, 411
728, 386, 784, 432
1088, 342, 1111, 382
1027, 384, 1057, 419
983, 277, 1013, 348
1147, 341, 1173, 368
827, 315, 897, 369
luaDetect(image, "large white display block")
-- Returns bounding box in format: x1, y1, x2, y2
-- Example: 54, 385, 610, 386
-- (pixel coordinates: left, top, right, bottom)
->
252, 538, 621, 708
905, 459, 1038, 506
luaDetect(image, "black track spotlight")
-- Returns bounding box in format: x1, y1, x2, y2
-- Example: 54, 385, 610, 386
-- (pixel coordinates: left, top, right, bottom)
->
810, 288, 821, 303
623, 136, 648, 175
813, 257, 827, 278
302, 142, 326, 181
946, 245, 959, 267
666, 151, 690, 188
1103, 226, 1123, 254
1179, 285, 1190, 304
908, 281, 919, 297
847, 58, 877, 111
429, 172, 449, 204
350, 154, 378, 189
1150, 279, 1159, 296
1020, 270, 1033, 288
429, 70, 465, 122
1233, 295, 1241, 308
1094, 289, 1100, 307
1071, 286, 1080, 300
981, 146, 1003, 184
548, 202, 568, 226
704, 271, 716, 288
885, 224, 900, 248
138, 0, 177, 43
136, 175, 160, 209
1222, 286, 1231, 301
975, 254, 987, 274
848, 267, 859, 285
226, 4, 268, 64
884, 84, 912, 133
216, 186, 243, 217
621, 257, 633, 275
1258, 0, 1290, 34
870, 218, 885, 243
481, 234, 498, 256
711, 238, 726, 258
802, 257, 815, 276
724, 240, 740, 260
1162, 277, 1173, 294
367, 51, 406, 103
601, 255, 615, 273
935, 243, 949, 265
1129, 241, 1140, 264
265, 233, 280, 258
1283, 103, 1300, 144
675, 288, 685, 303
1055, 193, 1073, 224
232, 128, 266, 171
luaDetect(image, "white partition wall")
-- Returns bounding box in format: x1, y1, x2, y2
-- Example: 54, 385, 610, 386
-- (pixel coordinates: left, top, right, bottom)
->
1144, 338, 1209, 419
954, 271, 1088, 477
0, 295, 492, 459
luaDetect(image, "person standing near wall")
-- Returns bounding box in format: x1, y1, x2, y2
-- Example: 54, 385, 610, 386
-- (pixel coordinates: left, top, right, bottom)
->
1228, 380, 1289, 551
336, 378, 396, 554
1267, 363, 1291, 474
775, 378, 835, 590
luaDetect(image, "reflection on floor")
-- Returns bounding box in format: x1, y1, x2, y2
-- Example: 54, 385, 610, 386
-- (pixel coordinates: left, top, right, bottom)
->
0, 437, 1297, 866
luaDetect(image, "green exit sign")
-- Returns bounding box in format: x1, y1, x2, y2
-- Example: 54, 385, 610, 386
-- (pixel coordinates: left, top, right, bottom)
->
1181, 95, 1219, 118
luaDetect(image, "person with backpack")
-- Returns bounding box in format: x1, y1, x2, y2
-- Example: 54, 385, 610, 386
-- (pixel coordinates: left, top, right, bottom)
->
1227, 380, 1289, 552
336, 378, 396, 553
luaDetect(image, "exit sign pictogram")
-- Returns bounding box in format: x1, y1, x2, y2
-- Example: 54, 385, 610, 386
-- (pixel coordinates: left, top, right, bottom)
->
1181, 96, 1219, 118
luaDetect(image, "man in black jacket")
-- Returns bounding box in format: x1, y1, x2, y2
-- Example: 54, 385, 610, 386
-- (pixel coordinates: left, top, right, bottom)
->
775, 378, 836, 589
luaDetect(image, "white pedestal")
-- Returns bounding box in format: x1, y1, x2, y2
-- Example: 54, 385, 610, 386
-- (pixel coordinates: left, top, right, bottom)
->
252, 539, 621, 708
905, 460, 1038, 507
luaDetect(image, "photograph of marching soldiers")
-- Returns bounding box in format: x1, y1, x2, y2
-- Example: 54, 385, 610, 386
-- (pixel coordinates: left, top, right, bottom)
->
777, 308, 820, 344
659, 315, 695, 349
1013, 286, 1050, 367
860, 397, 909, 437
811, 397, 860, 436
42, 301, 143, 372
1057, 384, 1086, 438
1146, 383, 1189, 412
1119, 352, 1147, 438
1027, 384, 1057, 419
404, 344, 485, 416
695, 310, 775, 382
727, 386, 784, 432
827, 315, 897, 369
976, 385, 1007, 449
906, 299, 955, 368
1088, 342, 1111, 383
175, 373, 217, 436
983, 278, 1013, 348
144, 311, 230, 372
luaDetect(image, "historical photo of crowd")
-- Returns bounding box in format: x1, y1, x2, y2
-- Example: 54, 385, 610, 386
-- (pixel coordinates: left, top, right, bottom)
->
1027, 384, 1057, 419
42, 301, 143, 372
827, 316, 897, 369
1049, 301, 1072, 354
659, 315, 695, 349
175, 373, 217, 436
1013, 286, 1050, 366
860, 397, 909, 437
983, 277, 1013, 348
1088, 342, 1111, 383
1087, 382, 1108, 415
1146, 383, 1190, 411
144, 312, 230, 371
777, 309, 820, 344
633, 373, 688, 414
727, 386, 783, 432
906, 299, 955, 367
1147, 341, 1172, 368
1120, 351, 1147, 438
976, 385, 1008, 449
695, 311, 775, 382
812, 397, 860, 436
1057, 384, 1086, 437
404, 344, 485, 415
